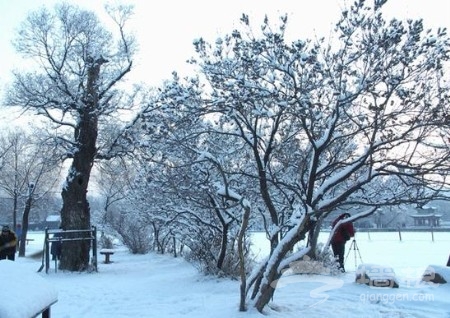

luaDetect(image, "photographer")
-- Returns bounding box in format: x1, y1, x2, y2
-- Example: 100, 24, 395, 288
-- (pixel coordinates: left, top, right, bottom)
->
0, 225, 18, 261
331, 213, 355, 272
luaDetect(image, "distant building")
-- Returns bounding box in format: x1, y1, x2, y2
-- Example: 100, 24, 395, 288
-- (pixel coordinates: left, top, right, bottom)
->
410, 207, 442, 227
44, 215, 61, 229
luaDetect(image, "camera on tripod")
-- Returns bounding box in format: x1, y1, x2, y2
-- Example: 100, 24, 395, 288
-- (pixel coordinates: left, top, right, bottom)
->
345, 238, 363, 269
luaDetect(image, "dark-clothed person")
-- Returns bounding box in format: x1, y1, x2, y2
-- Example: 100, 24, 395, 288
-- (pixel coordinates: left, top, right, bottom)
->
331, 213, 355, 272
0, 225, 18, 261
51, 230, 63, 261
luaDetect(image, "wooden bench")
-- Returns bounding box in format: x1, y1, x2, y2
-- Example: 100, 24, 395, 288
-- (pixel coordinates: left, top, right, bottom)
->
100, 249, 114, 264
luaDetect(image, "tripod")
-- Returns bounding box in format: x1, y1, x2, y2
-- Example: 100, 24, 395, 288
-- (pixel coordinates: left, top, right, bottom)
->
345, 239, 363, 270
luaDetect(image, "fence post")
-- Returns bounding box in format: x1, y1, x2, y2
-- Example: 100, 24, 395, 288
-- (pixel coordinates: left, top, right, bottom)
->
92, 226, 98, 271
44, 228, 50, 274
397, 227, 402, 242
431, 227, 434, 242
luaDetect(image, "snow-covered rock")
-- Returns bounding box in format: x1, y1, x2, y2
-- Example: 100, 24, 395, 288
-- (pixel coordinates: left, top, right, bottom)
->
421, 265, 450, 284
355, 263, 399, 288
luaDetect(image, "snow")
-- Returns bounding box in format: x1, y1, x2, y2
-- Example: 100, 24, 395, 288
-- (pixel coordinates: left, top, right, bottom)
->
0, 261, 57, 318
1, 230, 449, 318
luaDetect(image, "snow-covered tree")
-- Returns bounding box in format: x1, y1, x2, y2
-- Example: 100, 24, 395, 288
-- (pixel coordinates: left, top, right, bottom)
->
5, 3, 137, 271
137, 0, 450, 312
126, 100, 255, 275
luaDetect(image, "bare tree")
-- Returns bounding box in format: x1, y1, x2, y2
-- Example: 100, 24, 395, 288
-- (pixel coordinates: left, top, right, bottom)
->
93, 158, 134, 226
0, 131, 29, 229
0, 129, 61, 257
5, 3, 136, 271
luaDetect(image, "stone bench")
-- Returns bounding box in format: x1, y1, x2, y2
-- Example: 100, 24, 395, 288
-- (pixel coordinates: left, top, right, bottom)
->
100, 249, 115, 264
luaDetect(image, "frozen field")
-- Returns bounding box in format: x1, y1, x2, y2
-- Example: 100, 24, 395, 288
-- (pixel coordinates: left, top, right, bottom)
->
251, 230, 450, 272
24, 229, 450, 273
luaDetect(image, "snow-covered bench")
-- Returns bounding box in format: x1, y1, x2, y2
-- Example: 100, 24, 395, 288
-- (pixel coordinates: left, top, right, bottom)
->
0, 260, 58, 317
100, 248, 115, 264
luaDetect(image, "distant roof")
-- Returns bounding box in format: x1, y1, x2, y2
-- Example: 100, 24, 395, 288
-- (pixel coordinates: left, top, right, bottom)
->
416, 207, 437, 212
410, 214, 442, 218
45, 215, 61, 222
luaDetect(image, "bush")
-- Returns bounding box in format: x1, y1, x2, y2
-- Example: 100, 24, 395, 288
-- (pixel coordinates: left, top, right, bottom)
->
289, 243, 341, 276
99, 233, 114, 249
108, 214, 152, 254
183, 230, 253, 278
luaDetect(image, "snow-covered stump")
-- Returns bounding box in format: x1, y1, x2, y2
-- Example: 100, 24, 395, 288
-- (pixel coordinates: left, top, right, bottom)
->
421, 265, 450, 284
0, 260, 58, 317
355, 264, 399, 288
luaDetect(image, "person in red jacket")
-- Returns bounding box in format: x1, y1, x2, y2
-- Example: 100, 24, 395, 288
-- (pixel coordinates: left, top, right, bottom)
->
0, 225, 18, 261
331, 213, 355, 272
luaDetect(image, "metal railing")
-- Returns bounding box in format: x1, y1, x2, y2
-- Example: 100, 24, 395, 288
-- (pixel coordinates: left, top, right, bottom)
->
38, 226, 98, 273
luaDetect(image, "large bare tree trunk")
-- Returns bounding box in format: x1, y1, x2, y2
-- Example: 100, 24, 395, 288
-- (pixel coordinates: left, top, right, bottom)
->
59, 157, 94, 271
59, 58, 103, 271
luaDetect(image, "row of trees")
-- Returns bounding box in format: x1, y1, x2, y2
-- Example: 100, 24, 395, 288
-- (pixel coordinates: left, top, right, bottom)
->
2, 0, 450, 313
0, 129, 61, 256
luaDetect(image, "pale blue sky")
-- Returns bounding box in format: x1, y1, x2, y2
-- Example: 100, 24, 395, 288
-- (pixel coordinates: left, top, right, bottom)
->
1, 0, 449, 91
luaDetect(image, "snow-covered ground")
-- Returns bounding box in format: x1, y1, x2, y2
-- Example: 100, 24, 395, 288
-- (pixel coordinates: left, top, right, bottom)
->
1, 230, 449, 317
